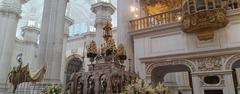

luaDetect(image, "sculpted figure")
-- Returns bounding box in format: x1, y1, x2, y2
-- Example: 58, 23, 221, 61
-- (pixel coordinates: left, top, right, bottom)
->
100, 77, 107, 94
87, 76, 95, 94
77, 77, 84, 94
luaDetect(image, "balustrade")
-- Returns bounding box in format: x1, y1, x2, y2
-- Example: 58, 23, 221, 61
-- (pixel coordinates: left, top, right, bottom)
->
129, 9, 182, 31
129, 0, 240, 32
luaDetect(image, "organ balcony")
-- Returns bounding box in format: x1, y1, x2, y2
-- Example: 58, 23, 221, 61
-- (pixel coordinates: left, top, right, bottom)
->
129, 0, 240, 40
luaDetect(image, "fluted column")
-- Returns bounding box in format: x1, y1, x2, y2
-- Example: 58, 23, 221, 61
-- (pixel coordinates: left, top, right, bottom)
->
117, 0, 134, 72
22, 26, 40, 72
60, 16, 73, 85
91, 2, 116, 47
0, 0, 28, 92
38, 0, 68, 83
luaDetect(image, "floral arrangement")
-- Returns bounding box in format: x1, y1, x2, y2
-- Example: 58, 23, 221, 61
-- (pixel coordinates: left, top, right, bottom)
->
87, 40, 97, 58
123, 79, 170, 94
41, 84, 62, 94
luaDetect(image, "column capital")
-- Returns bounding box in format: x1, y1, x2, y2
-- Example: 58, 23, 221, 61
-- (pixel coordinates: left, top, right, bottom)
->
0, 0, 29, 18
65, 16, 74, 26
21, 26, 40, 44
64, 16, 73, 35
91, 2, 116, 15
21, 26, 40, 34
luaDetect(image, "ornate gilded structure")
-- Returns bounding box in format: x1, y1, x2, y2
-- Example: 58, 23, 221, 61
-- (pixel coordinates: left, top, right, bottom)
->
142, 0, 182, 15
67, 22, 137, 94
181, 0, 229, 40
8, 56, 46, 93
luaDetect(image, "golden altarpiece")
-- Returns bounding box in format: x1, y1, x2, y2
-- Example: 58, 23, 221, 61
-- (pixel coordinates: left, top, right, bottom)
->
66, 23, 137, 94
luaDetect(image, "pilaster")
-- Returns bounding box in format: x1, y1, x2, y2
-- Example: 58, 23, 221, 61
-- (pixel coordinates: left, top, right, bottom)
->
61, 16, 73, 85
191, 74, 204, 94
117, 0, 134, 72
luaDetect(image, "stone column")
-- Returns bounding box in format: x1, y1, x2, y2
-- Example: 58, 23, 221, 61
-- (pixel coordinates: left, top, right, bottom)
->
38, 0, 68, 83
117, 0, 134, 72
60, 16, 73, 85
235, 68, 240, 94
22, 26, 40, 72
176, 72, 192, 94
91, 2, 116, 47
223, 71, 236, 94
0, 0, 28, 92
191, 74, 203, 94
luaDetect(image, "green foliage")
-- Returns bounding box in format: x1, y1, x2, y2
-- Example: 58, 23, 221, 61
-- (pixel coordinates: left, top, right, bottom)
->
41, 84, 62, 94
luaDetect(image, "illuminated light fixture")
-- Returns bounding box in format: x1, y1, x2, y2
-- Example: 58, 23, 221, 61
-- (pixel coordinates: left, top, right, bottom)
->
130, 6, 136, 12
135, 14, 139, 18
177, 16, 182, 20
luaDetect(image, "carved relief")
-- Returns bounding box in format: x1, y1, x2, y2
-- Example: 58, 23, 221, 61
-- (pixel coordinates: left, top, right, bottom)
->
87, 76, 95, 94
99, 74, 107, 94
197, 57, 222, 71
182, 9, 228, 41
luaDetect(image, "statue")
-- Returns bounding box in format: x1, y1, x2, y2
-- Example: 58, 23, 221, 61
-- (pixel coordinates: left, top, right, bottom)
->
66, 82, 72, 94
8, 54, 46, 93
87, 76, 95, 94
99, 76, 107, 94
77, 77, 84, 94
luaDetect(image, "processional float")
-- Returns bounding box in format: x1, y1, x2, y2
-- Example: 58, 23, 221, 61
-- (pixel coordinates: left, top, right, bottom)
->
8, 55, 46, 93
67, 22, 138, 94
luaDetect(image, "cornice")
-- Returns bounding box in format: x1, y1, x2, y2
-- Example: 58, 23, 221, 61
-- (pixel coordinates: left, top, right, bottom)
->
65, 16, 74, 26
140, 47, 240, 64
21, 26, 40, 34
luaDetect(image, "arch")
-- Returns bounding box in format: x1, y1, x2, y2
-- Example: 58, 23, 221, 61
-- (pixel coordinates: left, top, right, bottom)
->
146, 59, 197, 75
65, 54, 83, 84
151, 64, 192, 85
65, 54, 83, 70
224, 54, 240, 70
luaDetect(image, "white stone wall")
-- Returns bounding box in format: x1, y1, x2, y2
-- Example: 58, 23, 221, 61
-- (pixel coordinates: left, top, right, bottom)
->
132, 12, 240, 79
130, 9, 240, 94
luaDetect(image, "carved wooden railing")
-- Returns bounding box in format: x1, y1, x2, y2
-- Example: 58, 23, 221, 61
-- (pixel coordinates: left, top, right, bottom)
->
129, 0, 240, 32
129, 9, 182, 32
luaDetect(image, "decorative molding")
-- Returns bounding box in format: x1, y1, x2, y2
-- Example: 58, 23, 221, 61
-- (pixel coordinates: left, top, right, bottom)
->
197, 56, 222, 71
140, 47, 240, 63
0, 0, 28, 18
145, 59, 196, 75
21, 26, 40, 34
224, 53, 240, 70
182, 9, 228, 41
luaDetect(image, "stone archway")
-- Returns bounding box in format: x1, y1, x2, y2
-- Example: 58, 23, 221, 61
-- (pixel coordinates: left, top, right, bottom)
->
224, 53, 240, 70
145, 59, 197, 75
224, 54, 240, 94
65, 54, 83, 84
145, 59, 196, 94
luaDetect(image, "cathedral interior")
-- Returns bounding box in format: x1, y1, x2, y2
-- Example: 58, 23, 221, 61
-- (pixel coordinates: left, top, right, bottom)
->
0, 0, 240, 94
